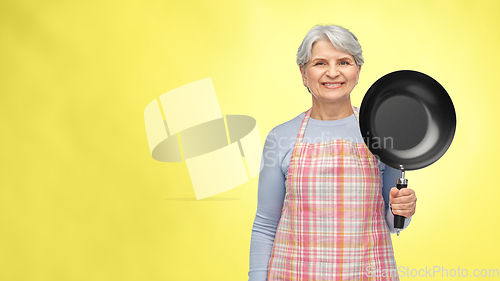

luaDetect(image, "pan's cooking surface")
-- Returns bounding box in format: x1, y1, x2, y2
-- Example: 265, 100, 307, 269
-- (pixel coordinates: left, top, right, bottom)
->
359, 70, 456, 171
373, 94, 428, 150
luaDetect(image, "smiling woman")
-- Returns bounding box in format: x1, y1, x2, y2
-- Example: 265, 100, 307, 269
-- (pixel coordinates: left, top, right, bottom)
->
248, 25, 417, 281
300, 39, 361, 120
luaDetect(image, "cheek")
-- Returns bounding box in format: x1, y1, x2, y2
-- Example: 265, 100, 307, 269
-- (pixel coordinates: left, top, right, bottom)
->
308, 71, 322, 83
350, 71, 360, 84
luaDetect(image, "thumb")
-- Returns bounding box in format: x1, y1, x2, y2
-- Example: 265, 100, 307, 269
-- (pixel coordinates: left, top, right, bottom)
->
390, 187, 399, 197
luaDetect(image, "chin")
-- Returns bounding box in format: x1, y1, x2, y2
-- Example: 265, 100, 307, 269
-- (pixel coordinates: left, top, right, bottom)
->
316, 95, 350, 104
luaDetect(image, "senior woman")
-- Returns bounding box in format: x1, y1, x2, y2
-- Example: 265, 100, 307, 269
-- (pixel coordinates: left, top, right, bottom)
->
248, 25, 417, 281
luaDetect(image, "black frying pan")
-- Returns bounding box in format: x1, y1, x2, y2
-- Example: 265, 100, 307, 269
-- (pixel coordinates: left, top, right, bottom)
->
359, 70, 456, 234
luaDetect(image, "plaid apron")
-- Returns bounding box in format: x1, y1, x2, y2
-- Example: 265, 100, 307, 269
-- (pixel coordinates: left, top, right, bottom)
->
267, 107, 398, 281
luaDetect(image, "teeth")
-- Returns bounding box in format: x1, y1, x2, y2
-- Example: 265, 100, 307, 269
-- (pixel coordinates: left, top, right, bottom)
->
324, 83, 341, 86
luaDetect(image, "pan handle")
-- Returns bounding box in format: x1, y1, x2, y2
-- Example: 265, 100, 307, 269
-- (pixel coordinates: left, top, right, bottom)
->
394, 166, 408, 235
394, 180, 407, 229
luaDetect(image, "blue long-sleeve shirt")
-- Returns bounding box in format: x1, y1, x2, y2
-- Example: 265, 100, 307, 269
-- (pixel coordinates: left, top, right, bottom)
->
248, 110, 412, 280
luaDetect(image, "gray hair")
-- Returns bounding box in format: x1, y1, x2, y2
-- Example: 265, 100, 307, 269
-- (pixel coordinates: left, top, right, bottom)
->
296, 25, 364, 67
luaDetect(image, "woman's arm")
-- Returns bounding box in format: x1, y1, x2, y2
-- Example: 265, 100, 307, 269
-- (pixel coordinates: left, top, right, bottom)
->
381, 163, 412, 233
248, 129, 286, 281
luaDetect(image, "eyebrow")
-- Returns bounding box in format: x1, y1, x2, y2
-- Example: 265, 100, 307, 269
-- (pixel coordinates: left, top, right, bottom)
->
311, 56, 354, 62
337, 56, 354, 62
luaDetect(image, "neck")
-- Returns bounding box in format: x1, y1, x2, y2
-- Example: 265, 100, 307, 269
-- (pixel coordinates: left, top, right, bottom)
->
310, 98, 353, 120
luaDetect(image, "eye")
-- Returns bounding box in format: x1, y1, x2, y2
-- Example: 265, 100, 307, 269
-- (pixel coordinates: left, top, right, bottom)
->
339, 61, 349, 66
314, 62, 325, 66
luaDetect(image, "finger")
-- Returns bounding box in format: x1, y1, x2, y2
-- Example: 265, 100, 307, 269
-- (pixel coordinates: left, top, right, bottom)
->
391, 202, 416, 211
390, 187, 399, 197
392, 208, 415, 218
391, 203, 416, 217
392, 190, 415, 200
391, 203, 416, 215
391, 196, 416, 205
397, 188, 415, 196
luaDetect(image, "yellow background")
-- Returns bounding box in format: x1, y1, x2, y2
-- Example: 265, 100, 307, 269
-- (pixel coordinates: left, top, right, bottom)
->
1, 0, 499, 280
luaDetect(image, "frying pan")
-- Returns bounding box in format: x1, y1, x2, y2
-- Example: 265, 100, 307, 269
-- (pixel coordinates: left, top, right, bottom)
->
359, 70, 456, 234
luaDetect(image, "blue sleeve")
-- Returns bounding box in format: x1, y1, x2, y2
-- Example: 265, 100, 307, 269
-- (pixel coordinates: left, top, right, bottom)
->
248, 129, 286, 281
381, 163, 412, 233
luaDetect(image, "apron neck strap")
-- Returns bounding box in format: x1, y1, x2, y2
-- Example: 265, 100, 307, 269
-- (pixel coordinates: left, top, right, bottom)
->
352, 106, 360, 123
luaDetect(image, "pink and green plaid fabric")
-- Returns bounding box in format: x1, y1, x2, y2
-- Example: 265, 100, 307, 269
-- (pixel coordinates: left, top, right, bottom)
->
267, 107, 398, 281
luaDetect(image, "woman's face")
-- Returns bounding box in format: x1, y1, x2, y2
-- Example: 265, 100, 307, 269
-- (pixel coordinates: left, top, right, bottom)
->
300, 39, 361, 105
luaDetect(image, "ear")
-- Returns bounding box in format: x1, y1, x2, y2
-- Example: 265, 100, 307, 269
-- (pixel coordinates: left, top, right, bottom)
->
355, 65, 361, 85
300, 65, 307, 86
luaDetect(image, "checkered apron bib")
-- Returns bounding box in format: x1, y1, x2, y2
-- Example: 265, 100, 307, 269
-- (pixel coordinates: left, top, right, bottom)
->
267, 107, 398, 281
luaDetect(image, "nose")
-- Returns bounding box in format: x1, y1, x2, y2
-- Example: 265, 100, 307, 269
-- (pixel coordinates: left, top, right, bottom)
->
326, 64, 339, 77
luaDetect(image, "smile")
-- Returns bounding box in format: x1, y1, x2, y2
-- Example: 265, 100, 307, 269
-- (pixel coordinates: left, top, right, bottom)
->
322, 82, 344, 89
